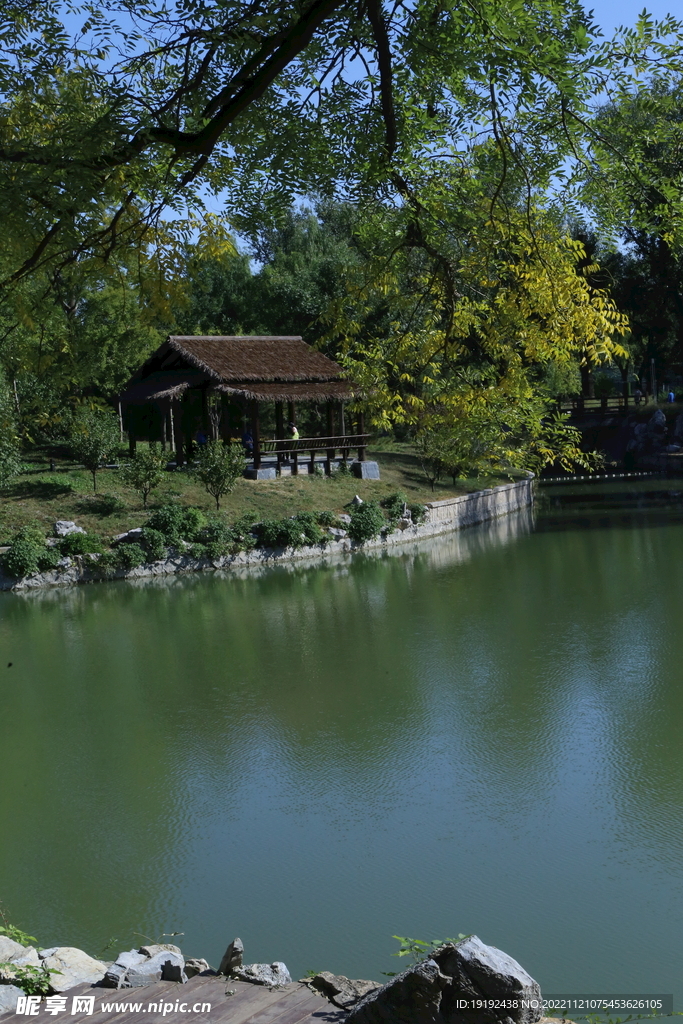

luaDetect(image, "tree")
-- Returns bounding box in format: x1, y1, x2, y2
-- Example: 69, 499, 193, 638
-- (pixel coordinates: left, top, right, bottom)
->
1, 0, 682, 292
0, 367, 21, 489
121, 443, 167, 507
67, 409, 121, 492
194, 441, 246, 510
325, 192, 627, 474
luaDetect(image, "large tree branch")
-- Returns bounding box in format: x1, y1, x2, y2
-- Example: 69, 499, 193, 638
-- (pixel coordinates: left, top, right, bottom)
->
366, 0, 397, 159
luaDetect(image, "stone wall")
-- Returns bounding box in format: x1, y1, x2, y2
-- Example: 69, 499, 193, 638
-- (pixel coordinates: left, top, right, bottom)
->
0, 475, 534, 592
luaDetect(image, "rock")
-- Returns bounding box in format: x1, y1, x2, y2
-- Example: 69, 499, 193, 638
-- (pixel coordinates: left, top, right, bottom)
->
232, 962, 291, 988
102, 964, 129, 989
126, 950, 187, 987
396, 517, 412, 531
0, 937, 25, 961
0, 985, 24, 1014
184, 959, 210, 979
113, 528, 144, 545
346, 935, 542, 1024
218, 938, 244, 976
137, 944, 182, 958
352, 461, 381, 480
663, 444, 681, 453
54, 521, 85, 537
328, 527, 348, 539
351, 495, 364, 506
338, 514, 352, 524
39, 947, 108, 994
308, 972, 380, 1009
10, 946, 40, 968
649, 410, 667, 432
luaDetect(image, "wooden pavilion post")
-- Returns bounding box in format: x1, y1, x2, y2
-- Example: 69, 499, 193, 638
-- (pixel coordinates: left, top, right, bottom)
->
169, 402, 176, 456
358, 410, 367, 462
288, 401, 298, 475
275, 401, 284, 474
326, 401, 335, 474
339, 401, 348, 464
251, 399, 261, 469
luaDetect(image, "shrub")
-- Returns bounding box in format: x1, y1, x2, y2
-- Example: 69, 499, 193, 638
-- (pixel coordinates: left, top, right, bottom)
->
120, 443, 167, 506
380, 491, 408, 525
116, 543, 146, 570
83, 492, 127, 516
197, 517, 232, 559
139, 527, 166, 562
60, 532, 104, 556
2, 526, 53, 578
292, 511, 326, 545
408, 502, 428, 525
189, 542, 208, 559
194, 440, 245, 510
347, 501, 385, 543
228, 513, 258, 551
255, 512, 327, 549
146, 503, 206, 544
315, 510, 337, 527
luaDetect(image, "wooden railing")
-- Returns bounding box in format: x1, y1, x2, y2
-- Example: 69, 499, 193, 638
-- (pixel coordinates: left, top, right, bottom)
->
559, 396, 635, 415
254, 433, 370, 472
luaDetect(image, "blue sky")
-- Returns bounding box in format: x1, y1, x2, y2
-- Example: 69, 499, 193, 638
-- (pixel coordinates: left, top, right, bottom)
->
588, 0, 678, 33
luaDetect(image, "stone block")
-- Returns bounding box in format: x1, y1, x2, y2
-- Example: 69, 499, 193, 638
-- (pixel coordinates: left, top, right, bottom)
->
244, 467, 277, 480
0, 984, 24, 1014
233, 962, 291, 987
352, 461, 380, 480
54, 521, 86, 537
218, 938, 244, 976
308, 972, 380, 1009
39, 947, 108, 993
184, 958, 211, 979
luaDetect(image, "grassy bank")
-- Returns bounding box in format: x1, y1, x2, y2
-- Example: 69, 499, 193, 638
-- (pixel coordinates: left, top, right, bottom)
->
0, 443, 519, 545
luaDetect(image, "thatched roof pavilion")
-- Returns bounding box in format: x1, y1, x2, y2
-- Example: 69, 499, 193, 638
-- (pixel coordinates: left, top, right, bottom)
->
120, 335, 374, 478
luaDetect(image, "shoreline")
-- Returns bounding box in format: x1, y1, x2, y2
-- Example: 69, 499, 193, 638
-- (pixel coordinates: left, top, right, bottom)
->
0, 475, 534, 592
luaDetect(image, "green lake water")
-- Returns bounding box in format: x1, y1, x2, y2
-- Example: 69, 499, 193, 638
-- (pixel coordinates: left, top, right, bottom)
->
1, 478, 682, 1000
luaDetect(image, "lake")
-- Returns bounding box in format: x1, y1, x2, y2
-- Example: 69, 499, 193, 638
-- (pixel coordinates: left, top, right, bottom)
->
1, 478, 682, 1004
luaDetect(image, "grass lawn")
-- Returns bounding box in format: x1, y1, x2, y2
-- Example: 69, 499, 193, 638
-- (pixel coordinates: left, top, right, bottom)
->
0, 442, 521, 544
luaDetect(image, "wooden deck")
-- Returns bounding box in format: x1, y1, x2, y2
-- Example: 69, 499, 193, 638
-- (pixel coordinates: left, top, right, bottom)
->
0, 976, 346, 1024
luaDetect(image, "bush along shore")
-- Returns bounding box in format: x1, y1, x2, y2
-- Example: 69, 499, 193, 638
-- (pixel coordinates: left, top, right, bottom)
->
0, 493, 429, 591
0, 923, 558, 1024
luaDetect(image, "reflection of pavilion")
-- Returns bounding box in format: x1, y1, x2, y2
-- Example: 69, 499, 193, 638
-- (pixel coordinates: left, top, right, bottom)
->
120, 335, 379, 479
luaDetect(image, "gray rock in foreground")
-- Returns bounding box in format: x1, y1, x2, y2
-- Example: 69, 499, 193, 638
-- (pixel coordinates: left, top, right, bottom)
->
184, 958, 210, 979
346, 935, 542, 1024
38, 947, 108, 994
218, 938, 244, 976
232, 962, 291, 988
102, 947, 187, 988
0, 936, 25, 961
308, 972, 380, 1009
0, 984, 25, 1014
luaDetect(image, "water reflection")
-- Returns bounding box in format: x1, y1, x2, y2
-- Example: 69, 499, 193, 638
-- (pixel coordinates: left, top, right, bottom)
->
0, 486, 681, 1003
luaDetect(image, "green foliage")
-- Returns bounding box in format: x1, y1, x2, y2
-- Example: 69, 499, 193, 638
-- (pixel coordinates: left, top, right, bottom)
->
196, 517, 232, 559
0, 924, 36, 947
255, 512, 327, 549
67, 409, 120, 492
81, 492, 127, 517
60, 532, 104, 556
347, 501, 385, 544
121, 444, 167, 507
408, 503, 427, 525
2, 526, 56, 578
228, 513, 258, 551
0, 368, 22, 490
146, 503, 206, 544
116, 543, 146, 570
0, 963, 56, 996
392, 935, 470, 961
194, 441, 245, 511
139, 528, 166, 562
315, 510, 338, 527
380, 492, 408, 526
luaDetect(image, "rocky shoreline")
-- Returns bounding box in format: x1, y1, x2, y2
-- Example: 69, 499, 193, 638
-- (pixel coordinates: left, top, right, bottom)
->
1, 931, 557, 1024
0, 476, 534, 593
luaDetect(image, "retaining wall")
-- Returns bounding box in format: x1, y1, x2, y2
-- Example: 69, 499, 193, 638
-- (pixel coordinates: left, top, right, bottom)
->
0, 474, 534, 591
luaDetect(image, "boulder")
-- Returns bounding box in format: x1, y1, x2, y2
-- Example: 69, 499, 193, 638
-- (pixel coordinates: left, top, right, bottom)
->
126, 950, 187, 988
232, 962, 291, 988
113, 528, 144, 545
39, 947, 108, 994
54, 522, 85, 537
0, 984, 24, 1015
0, 937, 25, 962
218, 938, 244, 976
328, 527, 348, 540
184, 959, 210, 979
338, 514, 352, 525
308, 972, 380, 1009
2, 945, 41, 980
137, 944, 182, 958
346, 935, 542, 1024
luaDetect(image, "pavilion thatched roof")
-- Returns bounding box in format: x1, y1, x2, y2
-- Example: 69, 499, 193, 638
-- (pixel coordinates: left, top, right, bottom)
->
121, 335, 355, 404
